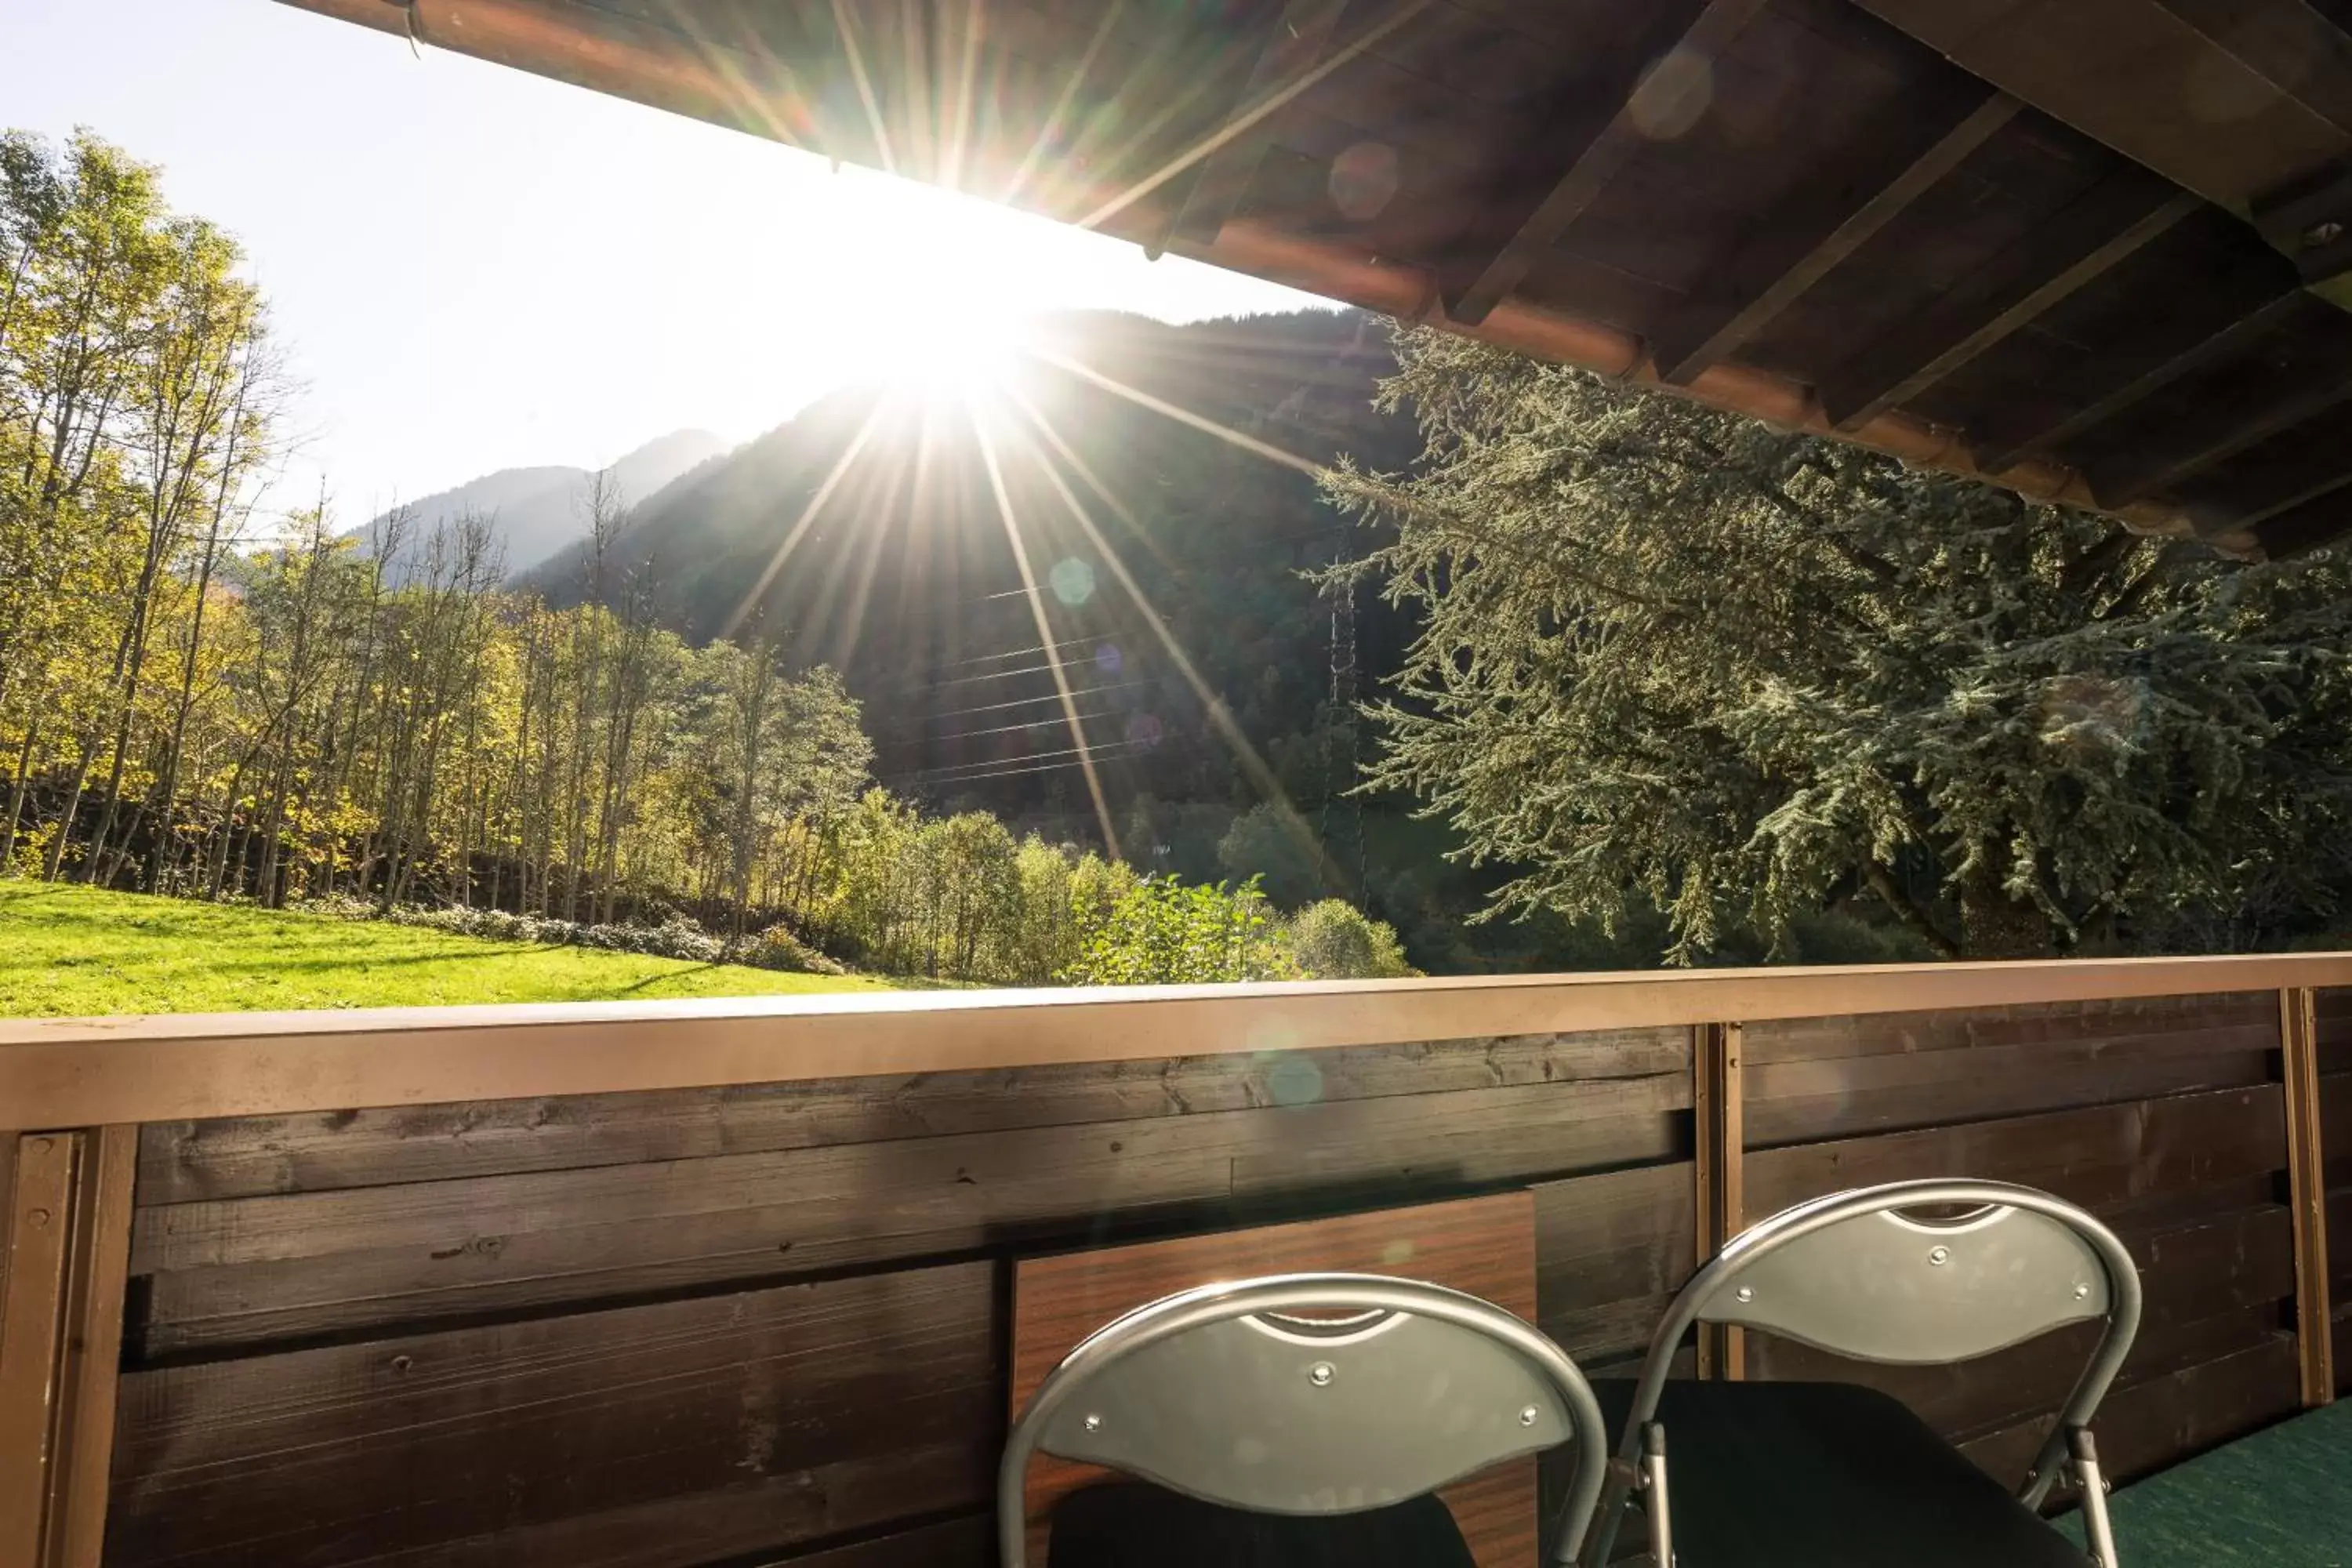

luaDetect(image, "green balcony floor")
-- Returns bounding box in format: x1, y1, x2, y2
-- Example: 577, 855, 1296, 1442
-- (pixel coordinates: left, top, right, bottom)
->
2061, 1399, 2352, 1566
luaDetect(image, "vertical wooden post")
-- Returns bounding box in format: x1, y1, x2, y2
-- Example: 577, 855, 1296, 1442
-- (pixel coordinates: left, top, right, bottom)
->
0, 1127, 137, 1568
1693, 1022, 1744, 1380
2280, 988, 2335, 1407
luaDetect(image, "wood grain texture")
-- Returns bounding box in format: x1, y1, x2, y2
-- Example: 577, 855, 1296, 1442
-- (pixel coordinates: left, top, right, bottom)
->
1010, 1193, 1538, 1568
0, 1132, 16, 1367
747, 1515, 993, 1568
1, 1133, 77, 1567
1743, 993, 2280, 1146
20, 954, 2352, 1129
1958, 1332, 2301, 1487
132, 1064, 1682, 1354
1, 1127, 137, 1568
2281, 989, 2336, 1406
1534, 1162, 1693, 1367
1737, 1002, 2303, 1497
51, 1127, 137, 1568
107, 1261, 996, 1568
99, 981, 2332, 1566
137, 1029, 1690, 1203
2317, 988, 2352, 1074
1747, 1083, 2286, 1218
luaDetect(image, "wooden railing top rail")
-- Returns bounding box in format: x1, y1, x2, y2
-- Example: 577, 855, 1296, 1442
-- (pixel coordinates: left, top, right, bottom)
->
6, 952, 2350, 1127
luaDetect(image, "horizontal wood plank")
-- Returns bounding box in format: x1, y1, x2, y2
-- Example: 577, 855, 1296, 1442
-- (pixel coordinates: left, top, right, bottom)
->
1958, 1333, 2300, 1487
137, 1028, 1689, 1203
1746, 1083, 2286, 1219
1746, 1040, 2270, 1147
107, 1262, 996, 1568
132, 1073, 1685, 1353
1534, 1162, 1694, 1366
749, 1516, 993, 1568
318, 1446, 993, 1568
2317, 989, 2352, 1076
2323, 1073, 2352, 1189
1742, 993, 2277, 1063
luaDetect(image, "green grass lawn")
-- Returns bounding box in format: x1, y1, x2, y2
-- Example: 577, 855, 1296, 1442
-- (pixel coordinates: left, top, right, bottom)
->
0, 880, 903, 1016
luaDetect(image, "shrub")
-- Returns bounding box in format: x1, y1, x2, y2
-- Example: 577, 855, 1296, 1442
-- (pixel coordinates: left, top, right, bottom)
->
301, 898, 738, 966
1061, 876, 1298, 985
732, 923, 847, 976
1284, 899, 1417, 979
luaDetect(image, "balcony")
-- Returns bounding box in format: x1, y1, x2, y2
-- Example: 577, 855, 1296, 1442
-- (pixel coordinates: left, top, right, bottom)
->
4, 953, 2347, 1564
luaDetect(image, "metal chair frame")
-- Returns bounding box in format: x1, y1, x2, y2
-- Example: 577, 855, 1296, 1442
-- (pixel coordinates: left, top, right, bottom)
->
1000, 1272, 1611, 1567
1581, 1179, 2143, 1568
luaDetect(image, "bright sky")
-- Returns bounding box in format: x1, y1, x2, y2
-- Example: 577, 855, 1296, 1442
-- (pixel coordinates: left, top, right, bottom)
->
1, 0, 1333, 518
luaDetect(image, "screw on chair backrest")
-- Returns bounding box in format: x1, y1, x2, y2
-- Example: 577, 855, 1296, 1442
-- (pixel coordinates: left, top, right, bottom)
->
998, 1272, 1610, 1568
1581, 1180, 2143, 1566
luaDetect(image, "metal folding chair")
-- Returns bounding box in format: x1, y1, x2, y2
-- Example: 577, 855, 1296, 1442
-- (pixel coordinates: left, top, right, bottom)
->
1000, 1272, 1611, 1567
1582, 1179, 2142, 1568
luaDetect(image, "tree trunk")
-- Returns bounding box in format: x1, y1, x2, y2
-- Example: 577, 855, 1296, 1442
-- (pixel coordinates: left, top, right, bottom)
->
41, 737, 96, 880
0, 716, 41, 872
1958, 859, 2054, 959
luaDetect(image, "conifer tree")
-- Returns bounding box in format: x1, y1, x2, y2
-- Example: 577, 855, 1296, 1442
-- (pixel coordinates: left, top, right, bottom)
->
1334, 329, 2352, 960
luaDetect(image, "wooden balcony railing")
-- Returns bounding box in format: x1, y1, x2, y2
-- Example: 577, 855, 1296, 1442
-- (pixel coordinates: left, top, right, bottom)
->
4, 953, 2351, 1567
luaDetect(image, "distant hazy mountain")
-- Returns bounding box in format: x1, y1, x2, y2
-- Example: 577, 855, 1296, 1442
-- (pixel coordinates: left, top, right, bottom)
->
351, 429, 730, 582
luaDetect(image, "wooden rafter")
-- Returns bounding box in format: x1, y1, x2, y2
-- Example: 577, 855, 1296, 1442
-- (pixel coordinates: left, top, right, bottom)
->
1440, 0, 1770, 327
1824, 171, 2202, 430
2252, 485, 2352, 557
1145, 0, 1355, 256
1842, 0, 2352, 232
2172, 395, 2352, 530
1657, 91, 2020, 385
1974, 289, 2304, 473
2091, 376, 2352, 507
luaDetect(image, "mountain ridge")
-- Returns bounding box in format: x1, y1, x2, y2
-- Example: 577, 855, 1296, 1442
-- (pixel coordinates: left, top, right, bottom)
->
349, 428, 731, 582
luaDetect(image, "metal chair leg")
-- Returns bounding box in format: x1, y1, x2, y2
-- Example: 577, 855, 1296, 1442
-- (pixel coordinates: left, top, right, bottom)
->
2067, 1426, 2120, 1568
1641, 1421, 1673, 1568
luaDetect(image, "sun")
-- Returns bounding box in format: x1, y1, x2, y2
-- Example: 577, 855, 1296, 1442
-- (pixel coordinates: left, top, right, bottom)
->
867, 299, 1027, 401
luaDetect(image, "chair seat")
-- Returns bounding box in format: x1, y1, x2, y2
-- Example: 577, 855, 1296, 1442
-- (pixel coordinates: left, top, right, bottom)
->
1047, 1480, 1479, 1568
1590, 1378, 2090, 1568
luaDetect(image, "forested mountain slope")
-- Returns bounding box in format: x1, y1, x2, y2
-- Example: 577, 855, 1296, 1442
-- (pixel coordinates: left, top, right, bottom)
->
535, 309, 1421, 828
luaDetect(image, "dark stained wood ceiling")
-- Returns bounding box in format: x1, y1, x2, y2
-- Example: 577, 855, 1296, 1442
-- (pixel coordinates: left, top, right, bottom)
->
279, 0, 2352, 555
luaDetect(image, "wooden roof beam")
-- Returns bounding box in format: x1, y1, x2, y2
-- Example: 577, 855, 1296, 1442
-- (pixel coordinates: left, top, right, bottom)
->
1439, 0, 1771, 328
2090, 375, 2352, 508
2170, 399, 2352, 539
2253, 485, 2352, 557
1973, 289, 2304, 472
1145, 0, 1356, 256
1820, 169, 2201, 431
1843, 0, 2352, 303
1657, 89, 2020, 387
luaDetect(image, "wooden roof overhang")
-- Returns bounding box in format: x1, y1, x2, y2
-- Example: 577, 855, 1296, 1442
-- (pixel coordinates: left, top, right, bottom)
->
280, 0, 2352, 556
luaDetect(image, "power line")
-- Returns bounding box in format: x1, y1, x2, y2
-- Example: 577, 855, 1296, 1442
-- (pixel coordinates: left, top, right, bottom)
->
867, 680, 1150, 731
909, 741, 1146, 786
913, 710, 1120, 744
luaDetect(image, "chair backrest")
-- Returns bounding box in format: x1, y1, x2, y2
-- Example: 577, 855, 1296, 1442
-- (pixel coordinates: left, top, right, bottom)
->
1590, 1178, 2141, 1565
999, 1272, 1610, 1568
1700, 1184, 2122, 1363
